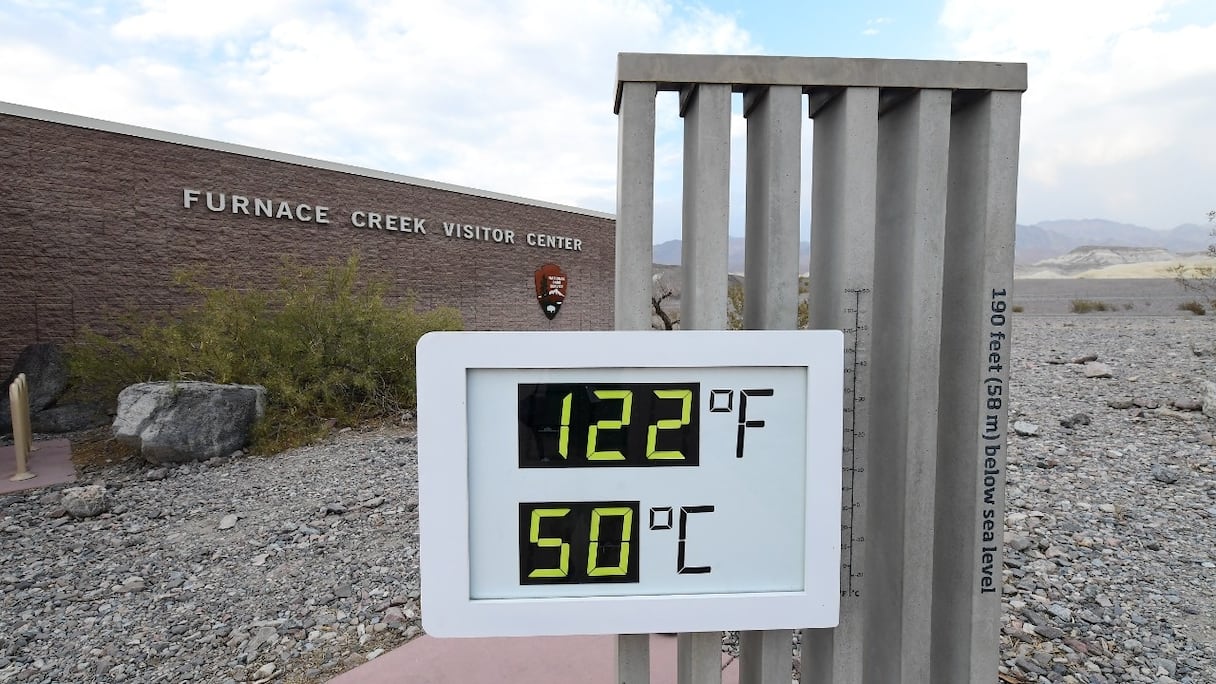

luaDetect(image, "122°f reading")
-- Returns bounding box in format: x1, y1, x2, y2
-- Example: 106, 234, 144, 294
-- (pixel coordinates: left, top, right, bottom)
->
517, 383, 700, 467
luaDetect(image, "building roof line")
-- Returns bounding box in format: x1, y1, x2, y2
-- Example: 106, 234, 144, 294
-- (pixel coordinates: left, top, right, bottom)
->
0, 101, 615, 221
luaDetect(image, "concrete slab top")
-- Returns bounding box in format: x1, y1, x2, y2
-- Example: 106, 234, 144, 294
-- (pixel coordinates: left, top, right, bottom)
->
614, 53, 1028, 112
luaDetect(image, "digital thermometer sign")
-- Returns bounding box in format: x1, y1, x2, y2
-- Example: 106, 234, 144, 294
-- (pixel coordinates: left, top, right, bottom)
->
417, 330, 843, 637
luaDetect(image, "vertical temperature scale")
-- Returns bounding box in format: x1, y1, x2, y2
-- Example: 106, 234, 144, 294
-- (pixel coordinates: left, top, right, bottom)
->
416, 330, 843, 637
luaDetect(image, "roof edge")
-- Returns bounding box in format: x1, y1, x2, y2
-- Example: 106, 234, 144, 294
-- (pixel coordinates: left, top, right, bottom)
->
0, 101, 615, 221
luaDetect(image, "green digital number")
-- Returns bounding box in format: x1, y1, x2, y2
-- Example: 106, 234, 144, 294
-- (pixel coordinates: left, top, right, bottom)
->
586, 389, 632, 460
557, 392, 572, 458
528, 507, 571, 578
587, 506, 633, 577
646, 388, 692, 460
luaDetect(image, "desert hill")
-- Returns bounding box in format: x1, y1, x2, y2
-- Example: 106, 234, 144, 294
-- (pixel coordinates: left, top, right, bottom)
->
651, 219, 1212, 272
1016, 245, 1216, 279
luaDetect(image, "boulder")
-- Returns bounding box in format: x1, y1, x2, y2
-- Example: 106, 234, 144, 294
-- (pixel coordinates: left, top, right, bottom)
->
113, 381, 266, 464
1, 343, 69, 434
30, 403, 109, 433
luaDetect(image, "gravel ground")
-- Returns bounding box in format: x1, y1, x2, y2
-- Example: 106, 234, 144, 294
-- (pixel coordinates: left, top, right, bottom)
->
0, 313, 1213, 683
0, 427, 422, 683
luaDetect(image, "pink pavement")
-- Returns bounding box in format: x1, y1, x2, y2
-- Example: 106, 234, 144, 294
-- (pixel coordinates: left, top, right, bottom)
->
0, 438, 75, 495
327, 633, 741, 684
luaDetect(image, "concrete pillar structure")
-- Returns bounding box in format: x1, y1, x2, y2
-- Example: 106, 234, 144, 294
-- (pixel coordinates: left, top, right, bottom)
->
613, 53, 1026, 684
679, 84, 732, 331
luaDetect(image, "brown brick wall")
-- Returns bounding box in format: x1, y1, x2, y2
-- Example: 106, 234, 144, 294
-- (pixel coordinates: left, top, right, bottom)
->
0, 113, 616, 373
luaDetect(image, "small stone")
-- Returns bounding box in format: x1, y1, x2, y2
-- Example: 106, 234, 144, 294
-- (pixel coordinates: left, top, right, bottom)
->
1151, 464, 1180, 484
1016, 656, 1048, 675
1172, 398, 1203, 411
1047, 604, 1072, 621
1013, 421, 1040, 437
219, 514, 238, 530
1009, 536, 1034, 552
1133, 397, 1160, 409
1069, 353, 1099, 364
1035, 625, 1065, 640
1152, 407, 1193, 421
60, 485, 110, 518
145, 468, 168, 481
1202, 380, 1216, 419
253, 663, 275, 678
1107, 397, 1135, 409
324, 503, 347, 515
366, 648, 385, 661
1084, 362, 1113, 378
1060, 413, 1091, 428
362, 496, 386, 509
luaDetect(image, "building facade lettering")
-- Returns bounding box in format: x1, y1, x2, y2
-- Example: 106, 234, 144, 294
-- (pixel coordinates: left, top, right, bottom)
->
182, 188, 584, 251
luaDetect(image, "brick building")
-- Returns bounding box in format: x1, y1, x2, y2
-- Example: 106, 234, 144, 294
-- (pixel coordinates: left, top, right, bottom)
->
0, 103, 616, 372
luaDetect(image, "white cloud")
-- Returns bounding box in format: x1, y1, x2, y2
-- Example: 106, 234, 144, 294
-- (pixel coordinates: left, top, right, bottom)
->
863, 16, 892, 36
112, 0, 300, 42
940, 0, 1216, 228
0, 0, 758, 225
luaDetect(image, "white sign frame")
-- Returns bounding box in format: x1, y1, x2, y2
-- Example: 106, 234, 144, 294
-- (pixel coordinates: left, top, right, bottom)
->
417, 330, 843, 638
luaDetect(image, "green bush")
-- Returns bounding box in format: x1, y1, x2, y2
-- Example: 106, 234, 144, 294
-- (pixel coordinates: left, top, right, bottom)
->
1070, 299, 1110, 313
68, 255, 462, 453
1178, 300, 1207, 316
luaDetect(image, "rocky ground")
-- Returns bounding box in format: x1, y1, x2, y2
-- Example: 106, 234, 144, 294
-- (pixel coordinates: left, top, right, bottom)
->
0, 427, 423, 684
996, 315, 1215, 684
0, 314, 1213, 683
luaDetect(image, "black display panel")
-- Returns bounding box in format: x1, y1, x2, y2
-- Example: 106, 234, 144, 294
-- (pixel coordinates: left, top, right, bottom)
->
519, 501, 641, 585
517, 383, 699, 467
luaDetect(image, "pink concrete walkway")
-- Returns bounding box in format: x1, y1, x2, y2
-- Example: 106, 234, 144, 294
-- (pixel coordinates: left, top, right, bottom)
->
328, 633, 740, 684
0, 438, 75, 495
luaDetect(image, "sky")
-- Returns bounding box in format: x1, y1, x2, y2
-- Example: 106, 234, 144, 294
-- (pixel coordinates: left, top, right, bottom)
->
1, 0, 1214, 244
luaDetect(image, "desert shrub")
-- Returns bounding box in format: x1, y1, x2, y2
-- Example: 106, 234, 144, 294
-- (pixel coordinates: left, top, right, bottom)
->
1178, 300, 1207, 316
1070, 299, 1110, 313
1012, 304, 1025, 313
67, 255, 462, 453
1122, 302, 1134, 310
727, 282, 745, 330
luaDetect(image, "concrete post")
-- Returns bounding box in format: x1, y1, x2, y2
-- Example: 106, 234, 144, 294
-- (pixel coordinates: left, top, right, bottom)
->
930, 90, 1022, 683
615, 81, 658, 332
613, 53, 1025, 684
614, 79, 657, 684
742, 85, 802, 332
678, 83, 731, 331
738, 83, 803, 684
862, 88, 952, 683
677, 632, 723, 684
801, 86, 879, 684
616, 634, 651, 684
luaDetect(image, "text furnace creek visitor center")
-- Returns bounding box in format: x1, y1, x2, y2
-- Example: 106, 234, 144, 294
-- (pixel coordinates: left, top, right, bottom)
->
0, 102, 616, 371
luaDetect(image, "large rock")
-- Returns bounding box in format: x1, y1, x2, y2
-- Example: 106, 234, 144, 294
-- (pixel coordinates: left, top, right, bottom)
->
1, 343, 69, 434
113, 381, 266, 464
30, 403, 109, 433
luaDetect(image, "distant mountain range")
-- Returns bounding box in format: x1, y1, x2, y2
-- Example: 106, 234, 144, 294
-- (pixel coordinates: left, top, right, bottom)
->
652, 219, 1212, 272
